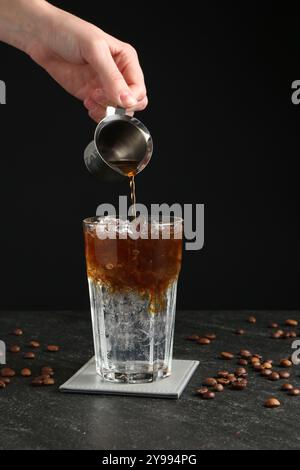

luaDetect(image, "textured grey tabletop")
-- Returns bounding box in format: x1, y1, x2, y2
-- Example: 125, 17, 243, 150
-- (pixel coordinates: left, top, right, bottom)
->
1, 310, 300, 450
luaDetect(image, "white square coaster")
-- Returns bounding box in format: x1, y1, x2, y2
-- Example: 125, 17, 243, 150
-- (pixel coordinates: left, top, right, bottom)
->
60, 358, 199, 399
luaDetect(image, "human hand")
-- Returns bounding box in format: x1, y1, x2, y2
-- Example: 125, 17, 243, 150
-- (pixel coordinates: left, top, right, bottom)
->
0, 0, 148, 122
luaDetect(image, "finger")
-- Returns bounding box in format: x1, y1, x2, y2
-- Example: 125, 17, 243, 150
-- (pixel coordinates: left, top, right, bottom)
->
88, 106, 106, 123
119, 45, 147, 101
91, 88, 148, 113
126, 95, 148, 112
86, 40, 138, 108
83, 97, 99, 111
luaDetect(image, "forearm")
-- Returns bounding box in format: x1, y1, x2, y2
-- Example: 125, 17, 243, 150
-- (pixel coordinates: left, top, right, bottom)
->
0, 0, 55, 53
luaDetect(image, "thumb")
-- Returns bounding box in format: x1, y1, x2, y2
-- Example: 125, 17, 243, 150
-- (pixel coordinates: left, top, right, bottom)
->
87, 39, 137, 108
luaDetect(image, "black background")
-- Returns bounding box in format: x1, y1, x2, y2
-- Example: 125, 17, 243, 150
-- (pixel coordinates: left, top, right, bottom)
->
0, 1, 299, 310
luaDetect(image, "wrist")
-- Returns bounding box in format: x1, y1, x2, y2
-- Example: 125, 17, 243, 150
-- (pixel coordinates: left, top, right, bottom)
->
0, 0, 56, 53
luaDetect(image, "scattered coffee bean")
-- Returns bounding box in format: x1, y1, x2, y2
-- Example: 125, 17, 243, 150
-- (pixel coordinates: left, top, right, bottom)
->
251, 358, 261, 365
186, 334, 199, 341
43, 377, 55, 385
0, 377, 10, 384
13, 328, 23, 336
271, 332, 282, 339
205, 333, 216, 341
217, 378, 230, 386
231, 379, 247, 390
265, 398, 281, 408
286, 319, 298, 327
235, 329, 245, 335
196, 387, 209, 396
227, 374, 237, 383
235, 367, 247, 377
239, 350, 252, 358
217, 370, 229, 378
285, 331, 297, 338
0, 367, 15, 377
202, 391, 215, 400
9, 345, 20, 353
213, 383, 224, 392
280, 359, 292, 368
41, 366, 54, 376
21, 368, 31, 377
288, 388, 300, 396
220, 352, 234, 360
31, 377, 43, 386
203, 377, 217, 387
262, 362, 273, 369
261, 369, 272, 377
29, 340, 40, 348
197, 337, 211, 345
279, 371, 290, 379
0, 380, 6, 389
238, 359, 248, 366
253, 363, 263, 371
252, 354, 263, 360
248, 316, 256, 324
46, 345, 60, 352
24, 352, 35, 359
269, 322, 279, 328
281, 383, 294, 391
269, 372, 280, 381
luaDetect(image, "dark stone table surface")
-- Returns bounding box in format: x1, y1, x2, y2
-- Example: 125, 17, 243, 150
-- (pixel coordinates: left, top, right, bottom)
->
1, 310, 300, 450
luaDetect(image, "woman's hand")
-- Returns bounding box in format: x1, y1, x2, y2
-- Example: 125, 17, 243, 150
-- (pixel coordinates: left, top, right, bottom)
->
0, 0, 148, 121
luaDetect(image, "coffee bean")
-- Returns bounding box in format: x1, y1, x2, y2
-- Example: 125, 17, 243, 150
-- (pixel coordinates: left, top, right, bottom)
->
24, 352, 35, 359
231, 379, 247, 390
279, 371, 290, 379
13, 328, 23, 336
217, 370, 229, 378
29, 340, 40, 348
43, 377, 55, 386
235, 367, 247, 377
197, 337, 211, 345
0, 380, 6, 389
269, 323, 279, 328
41, 366, 54, 376
262, 362, 273, 369
220, 352, 234, 360
202, 391, 215, 400
253, 363, 263, 371
284, 331, 297, 338
286, 319, 298, 327
288, 388, 300, 396
0, 377, 10, 384
235, 329, 245, 335
239, 350, 252, 358
31, 377, 43, 386
203, 377, 217, 387
217, 378, 230, 386
227, 374, 237, 383
271, 332, 282, 339
205, 333, 216, 341
9, 345, 20, 353
248, 316, 256, 324
186, 334, 199, 341
252, 354, 263, 360
261, 369, 272, 377
265, 398, 281, 408
281, 383, 294, 391
0, 367, 15, 377
213, 384, 224, 392
196, 387, 209, 396
280, 359, 292, 368
21, 368, 31, 377
47, 345, 60, 352
238, 359, 248, 366
269, 372, 280, 381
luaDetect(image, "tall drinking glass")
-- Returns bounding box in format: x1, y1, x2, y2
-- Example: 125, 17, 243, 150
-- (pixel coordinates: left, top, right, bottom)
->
83, 216, 182, 383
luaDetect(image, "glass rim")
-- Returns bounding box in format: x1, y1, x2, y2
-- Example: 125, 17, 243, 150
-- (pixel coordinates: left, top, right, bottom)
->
83, 215, 183, 227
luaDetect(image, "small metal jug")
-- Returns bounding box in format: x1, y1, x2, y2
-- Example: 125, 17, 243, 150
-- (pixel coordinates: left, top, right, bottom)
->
84, 107, 153, 182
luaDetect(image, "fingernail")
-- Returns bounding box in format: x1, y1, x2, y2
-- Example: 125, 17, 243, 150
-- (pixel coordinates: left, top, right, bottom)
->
84, 98, 97, 111
120, 92, 137, 107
